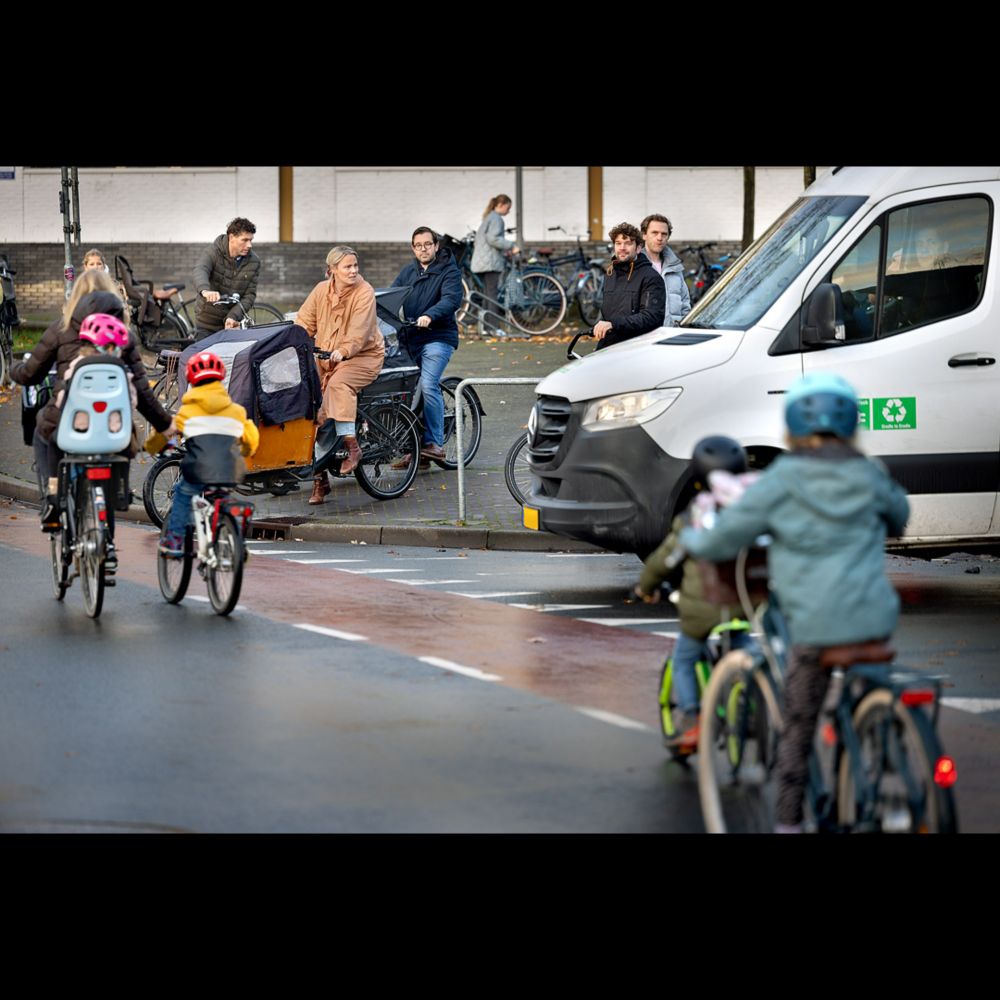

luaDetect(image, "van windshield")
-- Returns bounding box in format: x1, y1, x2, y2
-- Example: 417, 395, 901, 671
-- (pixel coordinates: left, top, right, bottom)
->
683, 195, 867, 330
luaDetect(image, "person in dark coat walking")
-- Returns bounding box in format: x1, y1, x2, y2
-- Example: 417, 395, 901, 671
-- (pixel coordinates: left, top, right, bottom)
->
390, 227, 464, 464
192, 217, 261, 339
594, 222, 667, 350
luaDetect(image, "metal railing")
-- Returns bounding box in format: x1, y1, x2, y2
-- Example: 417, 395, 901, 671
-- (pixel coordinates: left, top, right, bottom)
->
454, 376, 542, 525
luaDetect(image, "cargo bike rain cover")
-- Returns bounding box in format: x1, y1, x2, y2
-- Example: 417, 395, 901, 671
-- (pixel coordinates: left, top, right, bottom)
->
178, 323, 323, 427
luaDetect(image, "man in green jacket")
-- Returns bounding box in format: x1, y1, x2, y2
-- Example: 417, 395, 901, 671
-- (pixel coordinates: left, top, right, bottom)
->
193, 217, 261, 340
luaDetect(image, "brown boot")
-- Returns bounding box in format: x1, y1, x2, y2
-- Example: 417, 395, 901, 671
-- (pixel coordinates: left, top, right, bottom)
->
340, 435, 363, 475
308, 472, 331, 505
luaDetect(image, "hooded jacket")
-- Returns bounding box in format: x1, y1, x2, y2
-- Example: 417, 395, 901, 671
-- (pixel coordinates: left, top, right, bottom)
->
640, 246, 691, 326
596, 252, 667, 349
147, 380, 259, 485
679, 443, 910, 647
193, 233, 261, 331
11, 290, 172, 440
390, 246, 464, 351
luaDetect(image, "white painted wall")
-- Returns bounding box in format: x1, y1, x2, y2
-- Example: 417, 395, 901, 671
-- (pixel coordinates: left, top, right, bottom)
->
0, 166, 824, 244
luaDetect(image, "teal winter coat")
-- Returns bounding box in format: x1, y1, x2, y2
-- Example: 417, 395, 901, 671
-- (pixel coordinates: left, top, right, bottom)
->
679, 444, 909, 647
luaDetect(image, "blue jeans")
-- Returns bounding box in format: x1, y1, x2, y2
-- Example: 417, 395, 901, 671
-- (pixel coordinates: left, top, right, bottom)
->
412, 340, 455, 447
672, 629, 755, 715
166, 475, 203, 538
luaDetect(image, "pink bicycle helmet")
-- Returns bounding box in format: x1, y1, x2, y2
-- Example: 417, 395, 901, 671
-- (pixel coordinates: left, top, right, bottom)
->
79, 312, 130, 349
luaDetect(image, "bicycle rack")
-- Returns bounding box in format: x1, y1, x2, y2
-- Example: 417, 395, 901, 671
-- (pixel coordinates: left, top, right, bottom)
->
453, 376, 542, 525
459, 291, 536, 341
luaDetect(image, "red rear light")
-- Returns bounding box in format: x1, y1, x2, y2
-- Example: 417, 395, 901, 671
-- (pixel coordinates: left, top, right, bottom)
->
86, 467, 112, 480
98, 508, 107, 522
934, 756, 957, 788
695, 280, 705, 289
901, 690, 935, 706
93, 401, 108, 413
821, 722, 837, 746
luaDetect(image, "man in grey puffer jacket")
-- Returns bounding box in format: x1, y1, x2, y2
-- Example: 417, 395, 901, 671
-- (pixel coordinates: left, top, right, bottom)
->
640, 213, 690, 326
192, 217, 261, 339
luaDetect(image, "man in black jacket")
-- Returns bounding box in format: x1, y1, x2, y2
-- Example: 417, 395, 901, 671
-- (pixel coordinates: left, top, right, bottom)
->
390, 228, 464, 464
192, 217, 261, 339
594, 221, 666, 350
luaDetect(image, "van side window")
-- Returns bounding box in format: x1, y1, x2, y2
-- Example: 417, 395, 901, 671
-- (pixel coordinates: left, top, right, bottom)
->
830, 225, 881, 343
881, 197, 989, 337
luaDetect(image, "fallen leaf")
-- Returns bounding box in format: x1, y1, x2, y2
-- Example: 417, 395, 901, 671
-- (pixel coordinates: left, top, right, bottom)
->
526, 636, 547, 644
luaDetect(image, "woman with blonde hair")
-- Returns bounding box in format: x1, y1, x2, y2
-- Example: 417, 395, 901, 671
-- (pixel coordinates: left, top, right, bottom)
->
295, 245, 385, 503
82, 248, 108, 273
10, 273, 174, 532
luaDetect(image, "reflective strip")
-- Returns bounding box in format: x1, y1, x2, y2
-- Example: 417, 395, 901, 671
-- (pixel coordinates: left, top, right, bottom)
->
182, 415, 246, 438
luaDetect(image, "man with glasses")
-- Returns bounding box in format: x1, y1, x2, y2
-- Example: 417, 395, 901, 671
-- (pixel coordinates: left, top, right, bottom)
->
390, 227, 464, 465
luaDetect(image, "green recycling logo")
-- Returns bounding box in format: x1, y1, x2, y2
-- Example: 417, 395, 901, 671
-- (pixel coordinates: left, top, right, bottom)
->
871, 396, 916, 431
882, 398, 907, 423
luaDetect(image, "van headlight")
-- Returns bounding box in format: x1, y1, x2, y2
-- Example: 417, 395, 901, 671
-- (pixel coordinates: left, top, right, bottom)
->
581, 388, 682, 431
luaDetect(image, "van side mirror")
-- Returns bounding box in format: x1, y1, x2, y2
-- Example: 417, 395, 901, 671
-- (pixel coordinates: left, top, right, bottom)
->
801, 283, 846, 346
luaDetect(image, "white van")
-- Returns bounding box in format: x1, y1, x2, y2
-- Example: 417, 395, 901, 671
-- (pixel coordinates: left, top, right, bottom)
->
523, 166, 998, 556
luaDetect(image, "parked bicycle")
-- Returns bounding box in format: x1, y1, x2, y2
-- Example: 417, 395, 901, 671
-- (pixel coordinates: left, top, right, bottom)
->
156, 472, 254, 616
0, 253, 20, 387
445, 231, 567, 336
680, 243, 737, 305
523, 227, 607, 327
504, 432, 530, 506
696, 549, 958, 834
115, 254, 284, 352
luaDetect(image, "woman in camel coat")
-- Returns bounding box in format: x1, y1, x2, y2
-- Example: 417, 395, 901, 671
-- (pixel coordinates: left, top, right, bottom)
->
295, 245, 385, 503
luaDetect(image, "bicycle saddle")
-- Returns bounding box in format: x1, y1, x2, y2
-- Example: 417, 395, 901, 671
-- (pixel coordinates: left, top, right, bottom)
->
819, 640, 895, 668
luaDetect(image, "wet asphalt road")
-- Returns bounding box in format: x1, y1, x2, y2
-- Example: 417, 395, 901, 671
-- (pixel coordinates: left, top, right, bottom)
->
0, 507, 997, 832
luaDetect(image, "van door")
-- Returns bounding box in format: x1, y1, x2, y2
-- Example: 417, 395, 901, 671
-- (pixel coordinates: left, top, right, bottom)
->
800, 188, 998, 538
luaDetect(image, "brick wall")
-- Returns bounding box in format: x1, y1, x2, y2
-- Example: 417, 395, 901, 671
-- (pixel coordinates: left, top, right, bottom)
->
0, 238, 744, 319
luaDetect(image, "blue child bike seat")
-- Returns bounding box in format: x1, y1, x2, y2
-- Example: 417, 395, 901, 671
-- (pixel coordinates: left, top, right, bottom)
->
55, 355, 133, 454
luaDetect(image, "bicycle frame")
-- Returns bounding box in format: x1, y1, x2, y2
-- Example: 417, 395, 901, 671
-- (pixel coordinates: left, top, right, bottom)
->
191, 492, 253, 571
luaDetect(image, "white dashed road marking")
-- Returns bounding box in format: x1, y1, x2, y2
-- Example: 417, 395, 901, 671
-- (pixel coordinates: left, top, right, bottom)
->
575, 708, 652, 732
418, 656, 502, 682
294, 623, 368, 642
941, 697, 1000, 714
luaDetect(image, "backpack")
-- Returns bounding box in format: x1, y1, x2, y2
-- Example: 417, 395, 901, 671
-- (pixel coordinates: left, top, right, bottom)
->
20, 365, 56, 446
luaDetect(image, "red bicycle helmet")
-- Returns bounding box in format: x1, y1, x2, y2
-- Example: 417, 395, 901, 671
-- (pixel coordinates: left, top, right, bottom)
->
79, 312, 130, 349
186, 351, 226, 385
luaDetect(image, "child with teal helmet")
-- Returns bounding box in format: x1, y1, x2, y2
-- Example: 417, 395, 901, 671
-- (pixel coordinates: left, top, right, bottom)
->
680, 371, 910, 832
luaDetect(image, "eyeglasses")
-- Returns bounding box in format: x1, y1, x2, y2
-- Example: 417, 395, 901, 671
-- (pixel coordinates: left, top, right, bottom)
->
412, 242, 436, 250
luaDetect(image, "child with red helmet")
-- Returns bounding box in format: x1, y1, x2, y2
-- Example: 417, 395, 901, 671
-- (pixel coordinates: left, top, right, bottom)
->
146, 350, 259, 556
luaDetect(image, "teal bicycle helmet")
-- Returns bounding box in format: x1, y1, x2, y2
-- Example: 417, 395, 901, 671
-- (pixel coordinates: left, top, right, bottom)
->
785, 372, 858, 438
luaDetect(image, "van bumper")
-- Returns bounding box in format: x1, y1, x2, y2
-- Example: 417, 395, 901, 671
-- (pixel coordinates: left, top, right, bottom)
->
523, 420, 691, 555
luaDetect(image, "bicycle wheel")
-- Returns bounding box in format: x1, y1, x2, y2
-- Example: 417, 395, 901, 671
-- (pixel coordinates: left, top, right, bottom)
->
354, 402, 421, 500
157, 525, 192, 604
247, 302, 286, 326
78, 483, 106, 619
697, 649, 781, 833
143, 453, 183, 529
151, 312, 191, 350
503, 432, 531, 506
205, 511, 244, 616
439, 377, 482, 470
836, 689, 958, 834
576, 271, 604, 327
508, 272, 566, 335
51, 532, 69, 600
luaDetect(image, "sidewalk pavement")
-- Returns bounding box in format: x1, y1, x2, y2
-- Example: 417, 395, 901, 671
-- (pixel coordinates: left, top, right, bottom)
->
0, 333, 603, 552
